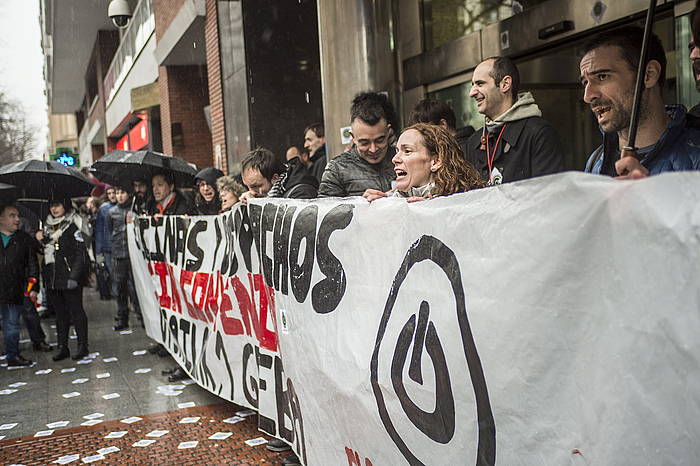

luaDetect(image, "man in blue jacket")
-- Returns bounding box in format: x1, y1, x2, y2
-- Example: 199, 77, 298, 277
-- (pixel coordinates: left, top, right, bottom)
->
581, 26, 700, 177
95, 186, 116, 298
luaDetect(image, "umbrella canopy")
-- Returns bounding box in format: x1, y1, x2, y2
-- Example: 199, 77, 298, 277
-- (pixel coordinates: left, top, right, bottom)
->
0, 182, 22, 203
0, 160, 94, 199
91, 149, 197, 188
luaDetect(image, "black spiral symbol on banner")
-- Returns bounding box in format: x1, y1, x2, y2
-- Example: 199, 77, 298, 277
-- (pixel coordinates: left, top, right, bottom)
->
370, 235, 496, 466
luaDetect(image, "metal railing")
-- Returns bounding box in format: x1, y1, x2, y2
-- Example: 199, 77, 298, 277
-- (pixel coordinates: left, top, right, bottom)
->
103, 0, 155, 105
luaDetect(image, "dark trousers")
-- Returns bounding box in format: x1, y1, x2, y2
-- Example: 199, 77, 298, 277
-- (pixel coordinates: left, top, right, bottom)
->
22, 296, 45, 344
112, 257, 141, 323
49, 288, 87, 348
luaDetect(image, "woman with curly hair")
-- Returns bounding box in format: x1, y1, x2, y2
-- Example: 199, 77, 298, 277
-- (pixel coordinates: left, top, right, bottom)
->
363, 123, 484, 202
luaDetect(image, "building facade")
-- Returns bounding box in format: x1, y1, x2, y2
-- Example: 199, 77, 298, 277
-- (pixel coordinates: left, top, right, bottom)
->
41, 0, 698, 175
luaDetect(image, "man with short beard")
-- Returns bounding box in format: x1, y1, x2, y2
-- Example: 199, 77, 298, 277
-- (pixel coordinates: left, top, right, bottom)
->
581, 26, 700, 177
131, 177, 151, 215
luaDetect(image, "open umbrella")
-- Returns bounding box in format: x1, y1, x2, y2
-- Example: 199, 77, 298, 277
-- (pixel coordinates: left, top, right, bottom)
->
91, 149, 197, 188
0, 160, 94, 199
0, 182, 22, 203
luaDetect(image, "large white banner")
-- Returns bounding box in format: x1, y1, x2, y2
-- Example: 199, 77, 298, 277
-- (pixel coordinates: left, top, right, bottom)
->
130, 172, 700, 465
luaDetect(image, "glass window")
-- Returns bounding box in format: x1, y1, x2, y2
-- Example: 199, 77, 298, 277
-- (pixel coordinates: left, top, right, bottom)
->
422, 0, 548, 50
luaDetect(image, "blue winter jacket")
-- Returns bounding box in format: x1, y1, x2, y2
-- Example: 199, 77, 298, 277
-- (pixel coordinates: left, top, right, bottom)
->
584, 105, 700, 176
94, 201, 114, 254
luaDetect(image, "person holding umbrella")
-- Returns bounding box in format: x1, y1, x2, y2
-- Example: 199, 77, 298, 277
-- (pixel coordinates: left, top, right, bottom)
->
146, 171, 196, 216
581, 26, 700, 177
36, 199, 90, 361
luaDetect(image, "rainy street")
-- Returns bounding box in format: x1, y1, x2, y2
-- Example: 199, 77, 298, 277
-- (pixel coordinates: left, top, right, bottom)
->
0, 285, 286, 465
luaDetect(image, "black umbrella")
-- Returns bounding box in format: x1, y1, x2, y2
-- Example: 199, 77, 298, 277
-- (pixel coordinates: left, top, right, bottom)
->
91, 149, 197, 188
0, 182, 22, 203
0, 160, 94, 199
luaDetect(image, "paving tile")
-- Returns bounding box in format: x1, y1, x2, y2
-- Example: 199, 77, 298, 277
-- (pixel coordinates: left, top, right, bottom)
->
0, 288, 286, 464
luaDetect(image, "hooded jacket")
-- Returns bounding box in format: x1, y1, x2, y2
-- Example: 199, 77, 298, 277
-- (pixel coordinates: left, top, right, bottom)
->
466, 92, 564, 184
0, 230, 40, 305
319, 146, 397, 197
586, 105, 700, 175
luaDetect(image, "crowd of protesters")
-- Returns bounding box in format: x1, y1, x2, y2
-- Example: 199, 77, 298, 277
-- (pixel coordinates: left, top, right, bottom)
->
2, 21, 700, 466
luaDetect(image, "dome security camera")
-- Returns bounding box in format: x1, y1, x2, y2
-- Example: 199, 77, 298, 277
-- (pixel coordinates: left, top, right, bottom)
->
108, 0, 132, 29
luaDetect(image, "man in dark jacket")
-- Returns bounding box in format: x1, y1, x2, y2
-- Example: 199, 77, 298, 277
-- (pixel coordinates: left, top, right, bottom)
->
95, 186, 116, 279
108, 188, 141, 330
146, 172, 196, 216
303, 122, 327, 183
319, 92, 397, 197
467, 56, 563, 185
408, 98, 475, 158
240, 148, 318, 202
0, 204, 39, 366
581, 26, 700, 177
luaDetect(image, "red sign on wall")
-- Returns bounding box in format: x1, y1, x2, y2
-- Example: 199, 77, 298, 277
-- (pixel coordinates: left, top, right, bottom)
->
129, 119, 149, 151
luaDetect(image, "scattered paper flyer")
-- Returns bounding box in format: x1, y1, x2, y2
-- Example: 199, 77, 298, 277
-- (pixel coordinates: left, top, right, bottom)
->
75, 359, 92, 365
0, 389, 18, 395
244, 437, 268, 447
8, 361, 36, 370
61, 368, 76, 373
62, 392, 81, 398
81, 454, 105, 463
120, 416, 142, 424
132, 350, 147, 356
35, 369, 52, 375
0, 355, 5, 360
145, 430, 169, 438
83, 413, 104, 420
133, 368, 151, 374
69, 335, 77, 340
80, 420, 102, 427
132, 439, 156, 447
235, 410, 256, 418
0, 423, 18, 430
179, 417, 200, 424
71, 378, 89, 384
159, 384, 185, 391
46, 421, 70, 429
102, 358, 118, 363
8, 382, 27, 388
86, 352, 100, 359
222, 416, 244, 424
95, 373, 110, 379
104, 431, 128, 439
181, 379, 197, 386
208, 432, 232, 440
177, 402, 195, 409
102, 393, 120, 400
97, 446, 119, 455
0, 435, 4, 440
159, 390, 182, 397
177, 441, 198, 449
34, 429, 54, 437
54, 454, 80, 464
18, 338, 30, 344
119, 330, 133, 335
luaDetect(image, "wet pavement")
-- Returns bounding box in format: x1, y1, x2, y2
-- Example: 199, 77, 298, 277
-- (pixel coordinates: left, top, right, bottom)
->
0, 287, 286, 465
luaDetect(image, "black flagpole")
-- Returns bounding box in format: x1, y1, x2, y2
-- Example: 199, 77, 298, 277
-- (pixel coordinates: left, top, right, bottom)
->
621, 0, 658, 161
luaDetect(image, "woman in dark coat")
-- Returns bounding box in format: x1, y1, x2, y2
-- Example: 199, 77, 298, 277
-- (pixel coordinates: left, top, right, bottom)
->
37, 200, 90, 361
